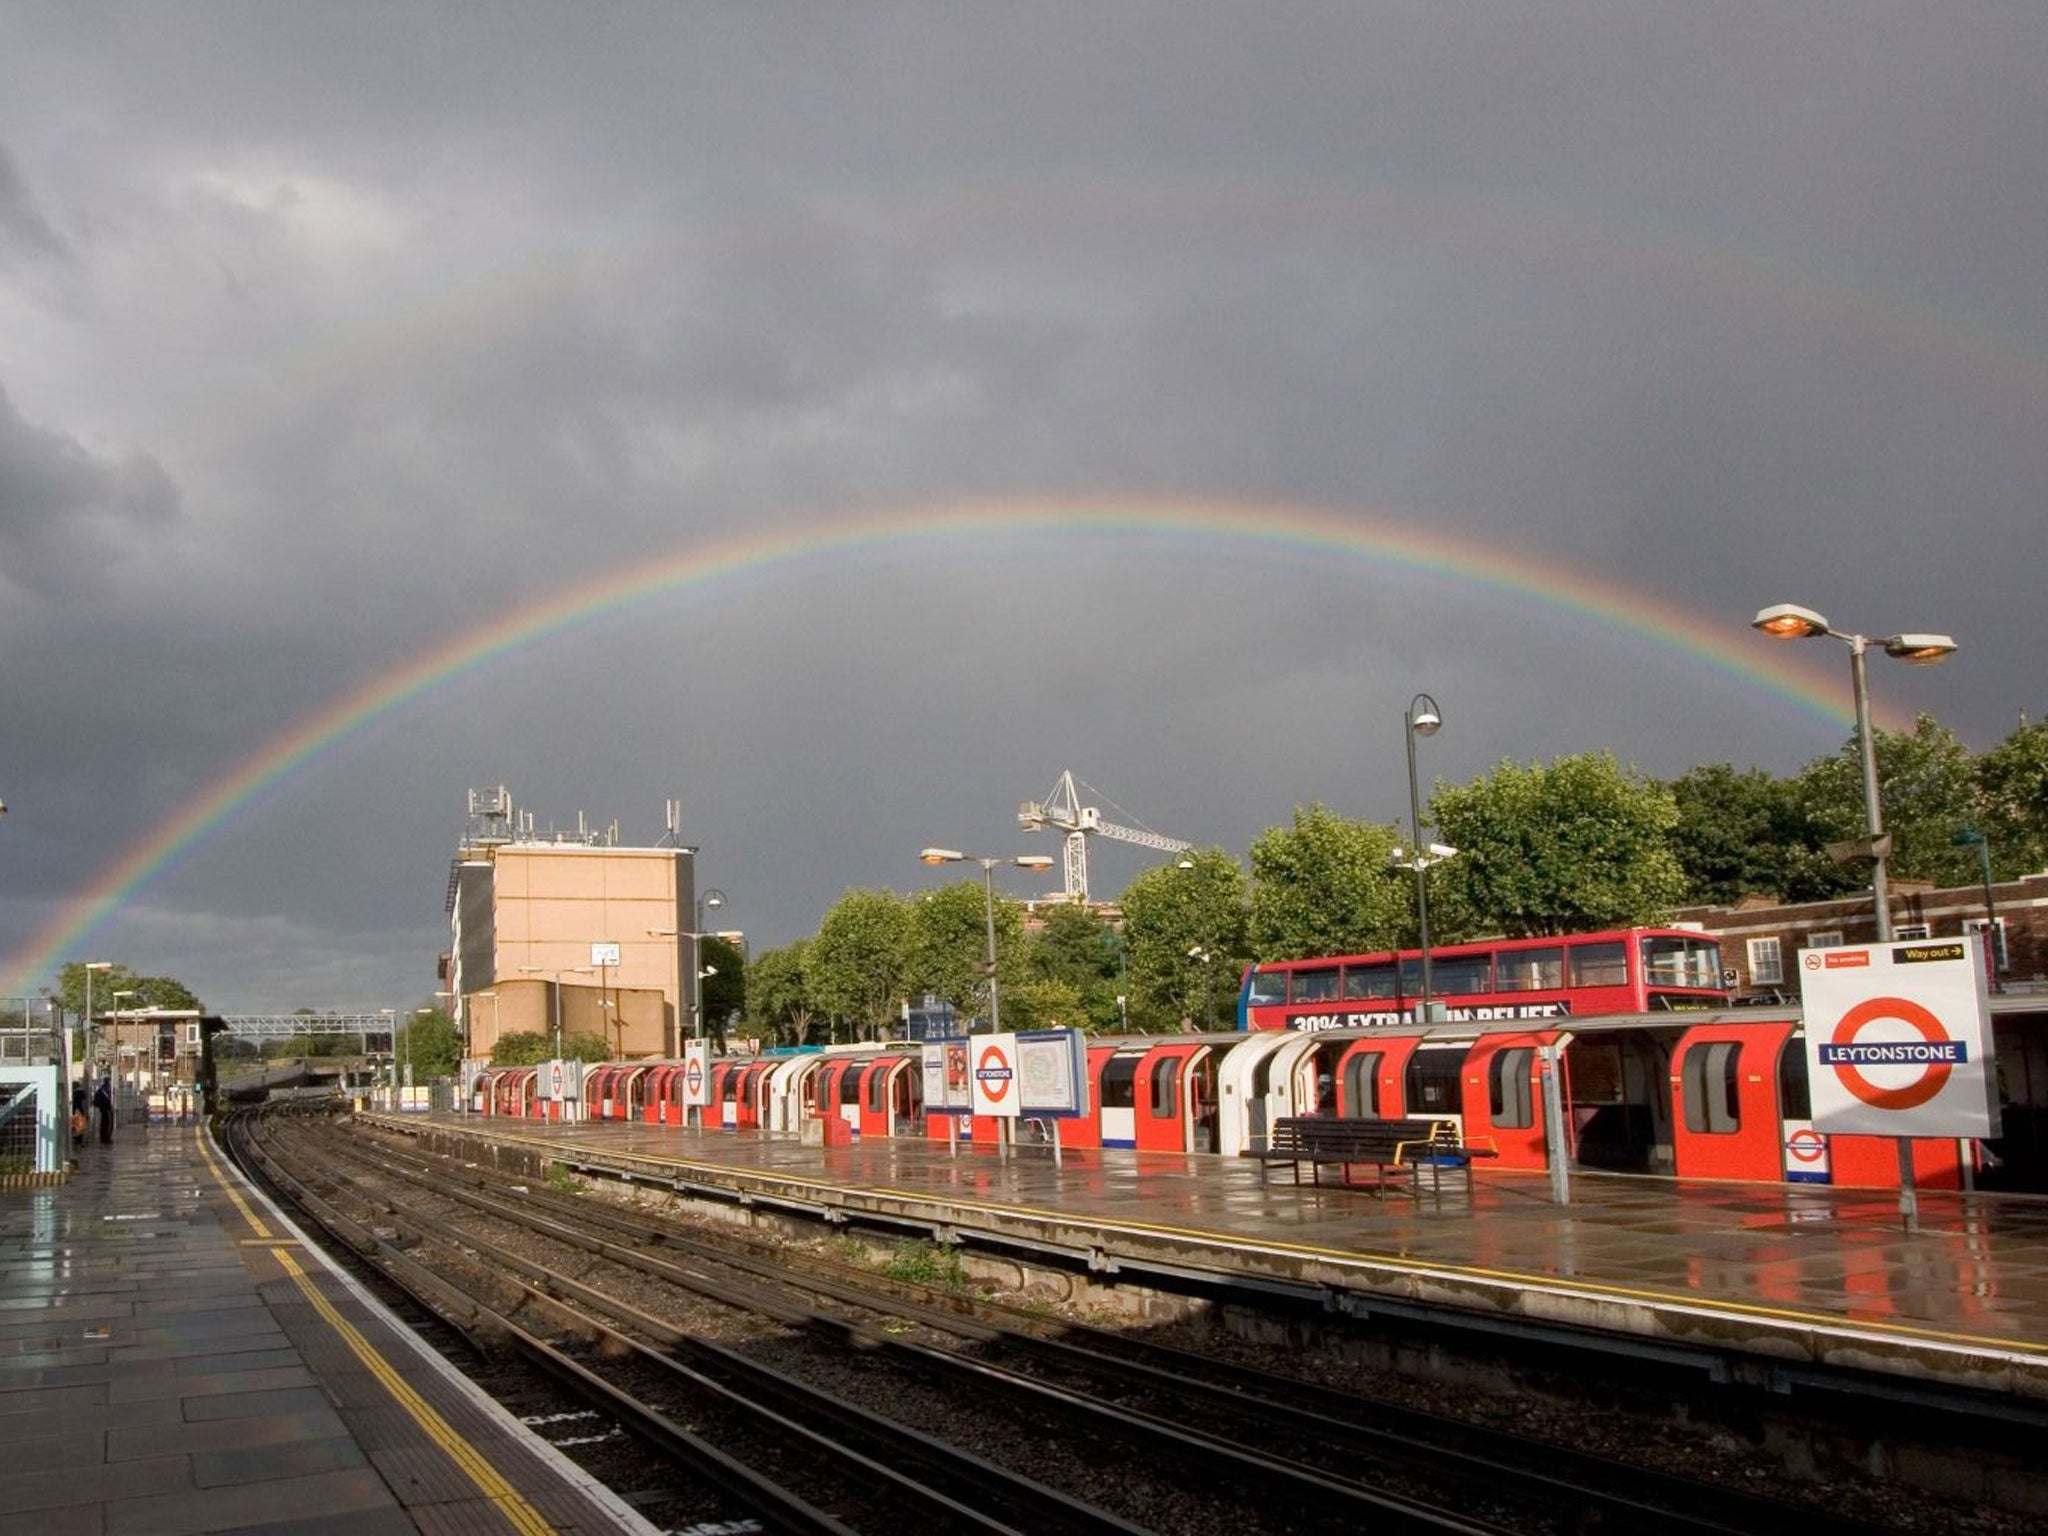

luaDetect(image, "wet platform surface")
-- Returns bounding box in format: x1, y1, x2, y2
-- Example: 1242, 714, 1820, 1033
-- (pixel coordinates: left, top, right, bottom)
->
0, 1123, 653, 1536
386, 1112, 2048, 1399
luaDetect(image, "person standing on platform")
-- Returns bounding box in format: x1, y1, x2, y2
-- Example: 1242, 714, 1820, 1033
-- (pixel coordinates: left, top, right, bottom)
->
70, 1082, 88, 1151
92, 1076, 114, 1145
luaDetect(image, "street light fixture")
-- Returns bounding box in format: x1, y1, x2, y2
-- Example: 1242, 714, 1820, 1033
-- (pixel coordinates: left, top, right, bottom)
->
1752, 604, 1956, 941
1397, 693, 1455, 1022
918, 849, 1057, 1033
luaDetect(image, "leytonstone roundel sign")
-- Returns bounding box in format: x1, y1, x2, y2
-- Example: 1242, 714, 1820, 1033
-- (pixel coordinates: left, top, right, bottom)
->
1797, 938, 1999, 1139
968, 1034, 1021, 1118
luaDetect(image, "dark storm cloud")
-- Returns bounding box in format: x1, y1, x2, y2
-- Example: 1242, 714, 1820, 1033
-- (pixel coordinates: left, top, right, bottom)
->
0, 6, 2044, 1009
0, 385, 179, 595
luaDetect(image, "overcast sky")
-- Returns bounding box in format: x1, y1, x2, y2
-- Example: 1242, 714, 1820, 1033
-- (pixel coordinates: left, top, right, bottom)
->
3, 4, 2043, 1013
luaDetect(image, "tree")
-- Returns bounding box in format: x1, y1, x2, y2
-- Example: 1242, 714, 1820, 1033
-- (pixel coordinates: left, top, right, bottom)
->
1247, 804, 1413, 959
1793, 714, 1979, 888
806, 889, 912, 1042
489, 1031, 551, 1066
1025, 902, 1125, 1032
401, 1009, 461, 1079
699, 935, 747, 1040
908, 880, 1026, 1026
1431, 752, 1686, 936
1667, 763, 1856, 906
747, 942, 817, 1047
50, 962, 203, 1022
1119, 849, 1249, 1030
1971, 717, 2048, 879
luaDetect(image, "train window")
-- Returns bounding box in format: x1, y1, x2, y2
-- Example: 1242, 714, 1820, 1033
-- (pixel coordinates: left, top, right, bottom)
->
1778, 1040, 1812, 1120
1247, 969, 1288, 1007
866, 1065, 887, 1114
1641, 935, 1722, 990
1569, 942, 1628, 988
1498, 947, 1564, 991
839, 1066, 865, 1107
1432, 953, 1492, 995
1101, 1056, 1139, 1110
1490, 1048, 1535, 1128
1404, 1046, 1464, 1115
1340, 1051, 1381, 1117
1150, 1059, 1179, 1120
1343, 962, 1397, 1000
1292, 967, 1341, 1002
1680, 1041, 1742, 1134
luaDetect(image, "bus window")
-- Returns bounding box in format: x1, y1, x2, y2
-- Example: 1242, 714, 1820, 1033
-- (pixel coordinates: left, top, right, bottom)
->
1680, 1041, 1741, 1133
1101, 1056, 1138, 1111
1403, 1046, 1464, 1116
1569, 941, 1628, 989
1292, 967, 1340, 1002
1490, 1048, 1535, 1128
1150, 1059, 1178, 1120
1432, 953, 1492, 995
1498, 947, 1564, 991
1340, 1052, 1382, 1117
1247, 969, 1288, 1007
1343, 962, 1397, 1000
1642, 934, 1723, 990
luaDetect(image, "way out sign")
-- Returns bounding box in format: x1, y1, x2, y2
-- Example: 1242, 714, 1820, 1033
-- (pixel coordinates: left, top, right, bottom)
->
1798, 937, 2000, 1138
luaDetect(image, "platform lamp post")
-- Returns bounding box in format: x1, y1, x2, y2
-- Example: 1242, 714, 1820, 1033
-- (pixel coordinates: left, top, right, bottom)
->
110, 990, 136, 1118
378, 1009, 398, 1107
1752, 603, 1956, 1231
1950, 827, 2003, 991
1394, 694, 1458, 1023
518, 965, 592, 1057
1751, 605, 1956, 943
917, 850, 1056, 1034
81, 962, 111, 1088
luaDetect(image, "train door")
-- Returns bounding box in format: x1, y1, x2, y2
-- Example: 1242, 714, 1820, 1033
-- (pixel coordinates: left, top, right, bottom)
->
1671, 1020, 1795, 1183
833, 1062, 866, 1136
1460, 1032, 1560, 1169
1287, 1036, 1350, 1118
765, 1055, 817, 1132
1399, 1039, 1467, 1133
1134, 1042, 1210, 1153
643, 1066, 673, 1124
1099, 1052, 1140, 1148
886, 1053, 923, 1136
736, 1062, 772, 1129
857, 1059, 893, 1138
1986, 1012, 2047, 1191
1567, 1027, 1680, 1173
1217, 1031, 1296, 1154
621, 1066, 651, 1123
1332, 1042, 1385, 1118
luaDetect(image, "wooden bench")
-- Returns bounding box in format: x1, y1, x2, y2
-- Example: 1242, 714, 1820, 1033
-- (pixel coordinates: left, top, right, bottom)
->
1249, 1116, 1494, 1198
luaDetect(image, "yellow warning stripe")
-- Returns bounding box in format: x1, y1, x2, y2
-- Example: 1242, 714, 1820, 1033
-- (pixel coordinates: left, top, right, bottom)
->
195, 1129, 554, 1536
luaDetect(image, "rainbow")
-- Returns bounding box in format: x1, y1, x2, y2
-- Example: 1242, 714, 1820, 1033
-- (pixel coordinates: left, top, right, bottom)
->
1, 495, 1871, 998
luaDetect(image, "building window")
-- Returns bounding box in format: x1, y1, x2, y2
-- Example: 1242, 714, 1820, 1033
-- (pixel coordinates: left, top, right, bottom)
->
1809, 931, 1844, 949
1747, 937, 1784, 986
1895, 923, 1930, 941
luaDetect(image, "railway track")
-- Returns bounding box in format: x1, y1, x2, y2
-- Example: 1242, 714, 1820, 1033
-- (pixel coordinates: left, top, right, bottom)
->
222, 1103, 1926, 1536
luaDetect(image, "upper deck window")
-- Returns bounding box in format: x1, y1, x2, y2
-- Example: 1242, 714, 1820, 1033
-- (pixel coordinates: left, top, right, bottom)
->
1640, 934, 1722, 990
1498, 947, 1564, 991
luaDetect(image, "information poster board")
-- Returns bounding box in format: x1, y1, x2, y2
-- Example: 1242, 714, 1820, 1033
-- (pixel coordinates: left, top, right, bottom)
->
1016, 1029, 1088, 1119
922, 1038, 974, 1114
1797, 935, 2000, 1138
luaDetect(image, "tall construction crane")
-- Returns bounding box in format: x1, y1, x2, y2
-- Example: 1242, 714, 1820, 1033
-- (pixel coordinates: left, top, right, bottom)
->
1018, 770, 1193, 904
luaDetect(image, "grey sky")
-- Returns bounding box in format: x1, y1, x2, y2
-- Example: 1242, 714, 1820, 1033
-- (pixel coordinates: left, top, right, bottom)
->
2, 5, 2042, 1011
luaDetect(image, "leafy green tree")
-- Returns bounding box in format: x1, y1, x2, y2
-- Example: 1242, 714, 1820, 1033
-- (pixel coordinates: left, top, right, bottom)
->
807, 889, 912, 1042
1003, 975, 1087, 1032
1667, 763, 1856, 905
908, 880, 1026, 1025
1793, 715, 1979, 888
401, 1009, 461, 1079
1119, 849, 1249, 1030
490, 1031, 551, 1066
1025, 902, 1125, 1031
560, 1031, 611, 1062
1432, 752, 1686, 936
1972, 718, 2048, 878
699, 935, 747, 1038
747, 942, 816, 1046
1247, 804, 1414, 958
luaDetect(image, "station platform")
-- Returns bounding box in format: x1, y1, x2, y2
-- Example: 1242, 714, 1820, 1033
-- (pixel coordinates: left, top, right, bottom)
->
0, 1124, 656, 1536
377, 1111, 2048, 1405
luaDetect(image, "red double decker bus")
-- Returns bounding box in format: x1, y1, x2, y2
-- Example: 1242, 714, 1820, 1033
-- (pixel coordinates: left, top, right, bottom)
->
1238, 926, 1727, 1030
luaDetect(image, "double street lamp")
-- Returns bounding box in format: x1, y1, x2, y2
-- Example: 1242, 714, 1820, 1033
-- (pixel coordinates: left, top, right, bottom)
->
1393, 694, 1457, 1023
1752, 604, 1955, 942
918, 849, 1055, 1033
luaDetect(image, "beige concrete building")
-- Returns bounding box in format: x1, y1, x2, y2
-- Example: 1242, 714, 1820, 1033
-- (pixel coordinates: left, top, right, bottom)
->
445, 790, 701, 1064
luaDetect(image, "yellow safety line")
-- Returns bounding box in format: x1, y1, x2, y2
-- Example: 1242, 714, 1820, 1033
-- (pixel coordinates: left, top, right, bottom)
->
194, 1129, 555, 1536
394, 1118, 2048, 1359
